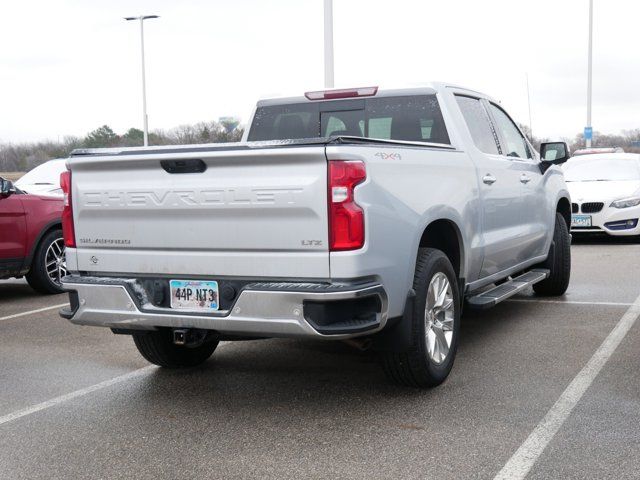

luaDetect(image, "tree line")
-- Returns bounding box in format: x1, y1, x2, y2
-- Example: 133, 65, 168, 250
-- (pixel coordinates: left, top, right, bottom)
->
0, 121, 244, 172
2, 121, 640, 173
520, 125, 640, 155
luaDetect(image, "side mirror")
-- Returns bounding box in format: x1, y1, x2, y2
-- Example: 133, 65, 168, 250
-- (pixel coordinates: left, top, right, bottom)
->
539, 142, 570, 173
540, 142, 570, 163
0, 178, 15, 198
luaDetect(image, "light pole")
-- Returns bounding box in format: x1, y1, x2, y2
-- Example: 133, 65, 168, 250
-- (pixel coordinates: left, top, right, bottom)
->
526, 73, 533, 140
323, 0, 334, 88
586, 0, 593, 148
124, 15, 159, 147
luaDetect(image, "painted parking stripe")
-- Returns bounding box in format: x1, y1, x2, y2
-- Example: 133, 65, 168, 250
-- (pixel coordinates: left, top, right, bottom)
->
0, 366, 155, 426
494, 292, 640, 480
507, 299, 633, 307
0, 304, 68, 322
0, 342, 228, 426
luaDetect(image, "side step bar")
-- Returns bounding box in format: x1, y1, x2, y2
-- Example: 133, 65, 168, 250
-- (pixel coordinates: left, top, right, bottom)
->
466, 269, 550, 310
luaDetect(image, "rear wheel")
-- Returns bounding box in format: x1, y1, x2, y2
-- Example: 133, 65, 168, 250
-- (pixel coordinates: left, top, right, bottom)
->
533, 212, 571, 296
26, 229, 66, 294
132, 329, 218, 368
382, 248, 461, 388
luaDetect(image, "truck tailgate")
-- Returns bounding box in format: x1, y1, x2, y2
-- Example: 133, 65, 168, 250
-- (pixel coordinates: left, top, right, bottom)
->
69, 146, 329, 278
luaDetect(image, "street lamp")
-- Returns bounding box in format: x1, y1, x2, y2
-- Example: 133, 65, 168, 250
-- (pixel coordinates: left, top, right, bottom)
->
585, 0, 593, 148
323, 0, 334, 88
124, 15, 159, 147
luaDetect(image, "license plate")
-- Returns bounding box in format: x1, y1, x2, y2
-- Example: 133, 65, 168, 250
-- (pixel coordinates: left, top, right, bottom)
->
571, 214, 592, 227
169, 280, 219, 311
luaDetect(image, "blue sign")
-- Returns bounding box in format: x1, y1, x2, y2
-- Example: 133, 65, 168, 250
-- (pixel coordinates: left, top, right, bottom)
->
584, 126, 593, 140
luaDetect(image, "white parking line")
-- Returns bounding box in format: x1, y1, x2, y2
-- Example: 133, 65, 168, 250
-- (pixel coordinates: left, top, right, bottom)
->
0, 342, 229, 427
0, 366, 155, 426
494, 292, 640, 480
507, 299, 633, 307
0, 303, 68, 322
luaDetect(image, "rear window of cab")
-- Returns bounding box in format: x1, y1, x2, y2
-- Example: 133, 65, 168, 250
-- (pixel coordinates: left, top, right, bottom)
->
248, 95, 450, 145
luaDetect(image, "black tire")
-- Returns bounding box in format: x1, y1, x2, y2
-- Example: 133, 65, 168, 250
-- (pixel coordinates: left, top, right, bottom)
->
382, 248, 461, 388
132, 329, 218, 368
533, 212, 571, 296
25, 228, 66, 294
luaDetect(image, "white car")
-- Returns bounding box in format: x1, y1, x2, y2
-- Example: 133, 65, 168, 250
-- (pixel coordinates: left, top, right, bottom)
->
564, 153, 640, 235
15, 158, 66, 197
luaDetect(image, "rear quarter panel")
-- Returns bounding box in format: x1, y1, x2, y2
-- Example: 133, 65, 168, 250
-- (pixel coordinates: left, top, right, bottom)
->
327, 145, 481, 318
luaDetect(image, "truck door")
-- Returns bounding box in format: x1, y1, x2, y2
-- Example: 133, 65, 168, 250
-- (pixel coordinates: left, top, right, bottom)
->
454, 95, 527, 278
486, 102, 548, 261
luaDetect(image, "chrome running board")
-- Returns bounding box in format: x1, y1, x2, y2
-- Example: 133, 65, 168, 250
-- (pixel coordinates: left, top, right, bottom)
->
466, 269, 550, 310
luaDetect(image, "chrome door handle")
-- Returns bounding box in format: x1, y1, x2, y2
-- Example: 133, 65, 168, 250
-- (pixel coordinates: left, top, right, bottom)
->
482, 174, 497, 185
520, 174, 531, 184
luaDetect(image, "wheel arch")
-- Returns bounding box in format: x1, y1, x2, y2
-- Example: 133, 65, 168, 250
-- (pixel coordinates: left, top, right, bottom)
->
418, 219, 464, 279
24, 220, 62, 270
556, 196, 571, 231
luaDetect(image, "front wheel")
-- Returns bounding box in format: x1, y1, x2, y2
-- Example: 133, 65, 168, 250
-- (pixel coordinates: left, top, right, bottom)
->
382, 248, 461, 388
533, 212, 571, 296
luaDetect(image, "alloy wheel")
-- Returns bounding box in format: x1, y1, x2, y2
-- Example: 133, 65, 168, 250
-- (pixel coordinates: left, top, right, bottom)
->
424, 272, 455, 365
45, 238, 67, 287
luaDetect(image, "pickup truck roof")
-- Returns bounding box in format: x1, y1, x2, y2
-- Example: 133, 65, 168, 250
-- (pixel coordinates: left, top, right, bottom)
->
255, 83, 496, 106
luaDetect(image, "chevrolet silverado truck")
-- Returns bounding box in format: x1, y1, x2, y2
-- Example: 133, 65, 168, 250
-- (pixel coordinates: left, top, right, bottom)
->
60, 84, 572, 388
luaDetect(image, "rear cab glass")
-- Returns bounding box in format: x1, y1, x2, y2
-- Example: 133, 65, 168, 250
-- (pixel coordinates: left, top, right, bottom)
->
248, 95, 450, 144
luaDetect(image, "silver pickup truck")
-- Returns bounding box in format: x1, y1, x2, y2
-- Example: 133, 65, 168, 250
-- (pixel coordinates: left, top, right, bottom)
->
60, 83, 572, 388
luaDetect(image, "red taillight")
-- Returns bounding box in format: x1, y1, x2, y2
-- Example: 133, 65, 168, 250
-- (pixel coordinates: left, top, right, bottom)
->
60, 171, 75, 248
328, 160, 366, 251
305, 86, 378, 101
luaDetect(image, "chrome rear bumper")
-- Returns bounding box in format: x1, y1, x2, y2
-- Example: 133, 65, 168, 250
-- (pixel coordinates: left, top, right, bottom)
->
61, 275, 388, 339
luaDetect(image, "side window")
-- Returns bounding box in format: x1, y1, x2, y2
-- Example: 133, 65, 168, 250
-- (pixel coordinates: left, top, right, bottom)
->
455, 95, 500, 155
488, 104, 532, 159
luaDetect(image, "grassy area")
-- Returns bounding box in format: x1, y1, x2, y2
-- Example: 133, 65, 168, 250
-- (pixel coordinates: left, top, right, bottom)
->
0, 172, 25, 181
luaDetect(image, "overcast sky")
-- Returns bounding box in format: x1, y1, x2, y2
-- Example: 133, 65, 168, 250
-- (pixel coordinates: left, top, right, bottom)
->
1, 0, 638, 143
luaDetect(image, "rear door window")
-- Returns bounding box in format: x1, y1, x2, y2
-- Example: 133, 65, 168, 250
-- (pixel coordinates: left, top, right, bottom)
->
248, 95, 450, 144
455, 95, 500, 155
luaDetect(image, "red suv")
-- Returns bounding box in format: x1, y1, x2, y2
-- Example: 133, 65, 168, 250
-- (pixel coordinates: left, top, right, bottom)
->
0, 176, 65, 294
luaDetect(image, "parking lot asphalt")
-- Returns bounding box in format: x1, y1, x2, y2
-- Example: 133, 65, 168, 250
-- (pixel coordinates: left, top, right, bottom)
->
1, 237, 639, 479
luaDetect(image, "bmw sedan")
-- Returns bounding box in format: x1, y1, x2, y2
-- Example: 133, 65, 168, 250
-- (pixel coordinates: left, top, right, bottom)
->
564, 153, 640, 236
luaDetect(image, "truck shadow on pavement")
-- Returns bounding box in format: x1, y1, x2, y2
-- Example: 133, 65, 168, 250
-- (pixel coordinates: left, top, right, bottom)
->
130, 301, 531, 406
97, 302, 541, 454
571, 234, 640, 245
